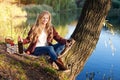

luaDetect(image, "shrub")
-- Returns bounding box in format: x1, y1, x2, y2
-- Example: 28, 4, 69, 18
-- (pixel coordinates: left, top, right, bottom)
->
0, 2, 27, 42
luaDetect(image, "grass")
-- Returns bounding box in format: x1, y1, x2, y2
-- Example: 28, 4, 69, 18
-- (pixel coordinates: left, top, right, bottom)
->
0, 2, 27, 43
44, 67, 57, 75
0, 54, 27, 80
0, 51, 60, 80
0, 42, 69, 80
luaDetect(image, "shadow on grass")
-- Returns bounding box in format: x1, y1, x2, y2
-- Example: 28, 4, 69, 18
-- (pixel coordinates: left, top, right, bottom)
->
0, 43, 60, 80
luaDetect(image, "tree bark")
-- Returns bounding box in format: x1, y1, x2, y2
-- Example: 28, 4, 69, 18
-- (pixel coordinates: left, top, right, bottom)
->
60, 0, 111, 80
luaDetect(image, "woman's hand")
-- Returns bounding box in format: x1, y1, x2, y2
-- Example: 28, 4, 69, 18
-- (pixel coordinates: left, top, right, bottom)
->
18, 36, 23, 42
65, 39, 72, 47
65, 38, 75, 47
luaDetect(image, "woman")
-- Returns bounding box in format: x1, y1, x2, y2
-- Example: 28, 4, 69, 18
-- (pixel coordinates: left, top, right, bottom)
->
18, 11, 71, 70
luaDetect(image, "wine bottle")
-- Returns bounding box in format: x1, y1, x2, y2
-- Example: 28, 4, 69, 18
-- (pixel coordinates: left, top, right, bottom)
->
18, 41, 23, 54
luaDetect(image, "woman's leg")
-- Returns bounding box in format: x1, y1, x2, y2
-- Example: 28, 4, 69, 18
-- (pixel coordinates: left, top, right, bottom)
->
33, 46, 57, 61
52, 43, 65, 56
33, 46, 67, 70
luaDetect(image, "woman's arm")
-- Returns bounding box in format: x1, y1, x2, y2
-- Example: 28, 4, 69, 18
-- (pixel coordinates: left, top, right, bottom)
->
53, 27, 67, 44
22, 37, 30, 44
18, 26, 33, 44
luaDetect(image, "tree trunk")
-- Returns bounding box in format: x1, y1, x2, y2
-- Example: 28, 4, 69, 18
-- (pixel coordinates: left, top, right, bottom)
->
60, 0, 111, 80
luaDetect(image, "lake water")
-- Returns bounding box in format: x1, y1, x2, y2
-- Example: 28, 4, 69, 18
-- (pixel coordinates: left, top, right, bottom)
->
66, 25, 120, 80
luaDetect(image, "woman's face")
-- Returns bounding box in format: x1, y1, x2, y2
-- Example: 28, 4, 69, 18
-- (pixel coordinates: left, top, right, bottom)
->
40, 14, 49, 25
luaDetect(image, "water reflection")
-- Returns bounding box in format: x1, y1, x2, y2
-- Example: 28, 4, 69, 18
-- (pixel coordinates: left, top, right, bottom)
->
65, 25, 76, 39
75, 28, 120, 80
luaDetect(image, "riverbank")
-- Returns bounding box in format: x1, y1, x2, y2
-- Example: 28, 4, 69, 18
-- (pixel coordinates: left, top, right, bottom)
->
0, 43, 61, 80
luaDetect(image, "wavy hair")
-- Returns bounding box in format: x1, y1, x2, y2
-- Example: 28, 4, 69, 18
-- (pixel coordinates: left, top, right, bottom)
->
28, 11, 53, 43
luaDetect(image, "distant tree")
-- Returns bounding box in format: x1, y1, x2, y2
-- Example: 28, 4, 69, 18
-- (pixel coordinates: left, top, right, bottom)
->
60, 0, 111, 80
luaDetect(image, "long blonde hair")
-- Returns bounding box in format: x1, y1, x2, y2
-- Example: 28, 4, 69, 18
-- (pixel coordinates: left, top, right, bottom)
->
28, 11, 52, 43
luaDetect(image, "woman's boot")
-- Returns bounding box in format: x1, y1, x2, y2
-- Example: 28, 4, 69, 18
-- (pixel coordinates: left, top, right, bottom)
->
54, 58, 67, 70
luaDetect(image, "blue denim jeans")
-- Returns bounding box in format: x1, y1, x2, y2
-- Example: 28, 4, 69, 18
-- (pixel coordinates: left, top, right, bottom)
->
33, 43, 65, 61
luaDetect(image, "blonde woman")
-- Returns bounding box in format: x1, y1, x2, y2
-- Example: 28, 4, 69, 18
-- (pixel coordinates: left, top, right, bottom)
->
18, 11, 71, 70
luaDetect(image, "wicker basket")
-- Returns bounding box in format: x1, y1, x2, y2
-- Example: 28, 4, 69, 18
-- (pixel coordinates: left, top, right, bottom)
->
5, 36, 18, 53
